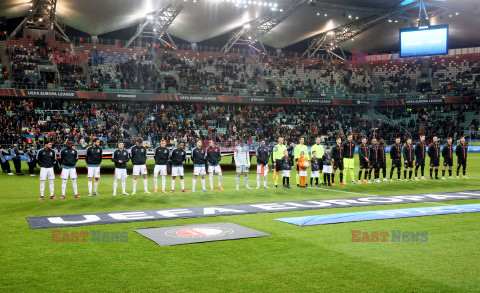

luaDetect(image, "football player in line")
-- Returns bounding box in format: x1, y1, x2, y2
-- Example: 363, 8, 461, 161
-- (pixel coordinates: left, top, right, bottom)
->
153, 139, 170, 194
170, 141, 187, 193
37, 141, 56, 200
256, 140, 270, 189
85, 138, 102, 197
59, 139, 80, 199
206, 140, 223, 191
234, 139, 251, 190
112, 141, 130, 196
130, 137, 150, 194
191, 140, 208, 192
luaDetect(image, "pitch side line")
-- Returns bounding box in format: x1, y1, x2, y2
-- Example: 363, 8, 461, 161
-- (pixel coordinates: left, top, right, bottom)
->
223, 176, 460, 205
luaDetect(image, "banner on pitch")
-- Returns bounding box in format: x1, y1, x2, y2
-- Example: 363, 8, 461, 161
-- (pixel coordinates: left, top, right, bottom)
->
276, 203, 480, 226
26, 190, 480, 229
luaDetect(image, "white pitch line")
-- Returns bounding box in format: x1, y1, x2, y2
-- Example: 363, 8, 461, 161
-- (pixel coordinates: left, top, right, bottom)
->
308, 186, 377, 197
223, 175, 378, 197
222, 176, 462, 205
423, 201, 450, 206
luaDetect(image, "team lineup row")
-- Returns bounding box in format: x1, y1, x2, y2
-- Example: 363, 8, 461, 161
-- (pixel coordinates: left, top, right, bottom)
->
30, 134, 470, 200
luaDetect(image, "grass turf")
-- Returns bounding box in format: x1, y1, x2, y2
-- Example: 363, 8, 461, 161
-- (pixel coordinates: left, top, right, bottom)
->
0, 155, 479, 292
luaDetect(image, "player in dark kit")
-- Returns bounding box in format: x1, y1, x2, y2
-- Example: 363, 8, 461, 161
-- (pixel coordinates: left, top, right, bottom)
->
191, 140, 208, 192
130, 137, 149, 194
427, 136, 441, 180
368, 138, 380, 183
456, 136, 468, 179
389, 137, 403, 181
206, 140, 223, 191
414, 135, 427, 180
37, 141, 56, 200
112, 141, 130, 196
342, 135, 356, 184
377, 139, 388, 181
358, 137, 370, 184
442, 137, 454, 179
59, 139, 80, 199
403, 138, 415, 181
256, 140, 270, 189
153, 139, 170, 194
85, 138, 103, 197
331, 137, 344, 185
170, 141, 187, 193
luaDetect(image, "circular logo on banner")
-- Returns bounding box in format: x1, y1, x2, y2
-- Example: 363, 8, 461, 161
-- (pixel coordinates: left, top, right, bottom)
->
165, 227, 234, 238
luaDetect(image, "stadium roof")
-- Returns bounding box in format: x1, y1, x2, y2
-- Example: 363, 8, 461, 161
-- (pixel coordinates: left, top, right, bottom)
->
1, 0, 479, 52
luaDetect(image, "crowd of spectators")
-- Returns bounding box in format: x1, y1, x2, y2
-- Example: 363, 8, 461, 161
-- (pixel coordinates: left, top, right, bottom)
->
1, 99, 478, 150
3, 38, 479, 100
158, 52, 261, 96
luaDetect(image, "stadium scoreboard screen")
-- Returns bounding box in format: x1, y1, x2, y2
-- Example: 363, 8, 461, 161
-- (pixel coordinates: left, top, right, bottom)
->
399, 24, 449, 57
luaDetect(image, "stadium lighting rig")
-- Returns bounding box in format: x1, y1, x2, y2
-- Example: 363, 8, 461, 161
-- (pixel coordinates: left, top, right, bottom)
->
124, 0, 185, 49
219, 0, 279, 10
302, 0, 430, 60
221, 0, 305, 55
8, 0, 70, 43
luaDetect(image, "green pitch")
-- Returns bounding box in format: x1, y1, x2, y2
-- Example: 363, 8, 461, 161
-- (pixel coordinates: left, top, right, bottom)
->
1, 155, 479, 292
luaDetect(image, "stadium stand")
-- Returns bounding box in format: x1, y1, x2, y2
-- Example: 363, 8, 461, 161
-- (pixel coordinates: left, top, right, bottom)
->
1, 99, 478, 149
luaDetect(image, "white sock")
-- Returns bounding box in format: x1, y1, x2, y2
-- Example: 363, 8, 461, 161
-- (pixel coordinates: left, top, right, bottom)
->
218, 173, 222, 186
192, 178, 197, 190
143, 178, 148, 191
171, 178, 175, 190
88, 180, 92, 195
93, 181, 99, 193
236, 175, 240, 186
133, 178, 137, 192
180, 179, 185, 190
257, 174, 261, 187
122, 179, 126, 193
209, 173, 214, 188
113, 179, 118, 194
71, 179, 77, 195
62, 179, 67, 196
264, 176, 267, 186
162, 176, 166, 191
245, 175, 249, 187
40, 181, 45, 197
49, 179, 54, 197
201, 178, 205, 189
153, 175, 158, 189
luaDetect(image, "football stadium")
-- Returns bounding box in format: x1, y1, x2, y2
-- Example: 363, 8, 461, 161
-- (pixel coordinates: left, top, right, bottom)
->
0, 0, 480, 291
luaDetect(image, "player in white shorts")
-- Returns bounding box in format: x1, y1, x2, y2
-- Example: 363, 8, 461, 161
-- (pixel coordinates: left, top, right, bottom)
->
206, 140, 223, 191
36, 141, 57, 200
130, 137, 149, 194
153, 139, 170, 194
112, 141, 130, 196
170, 141, 187, 193
59, 139, 80, 199
191, 140, 208, 192
85, 138, 103, 196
